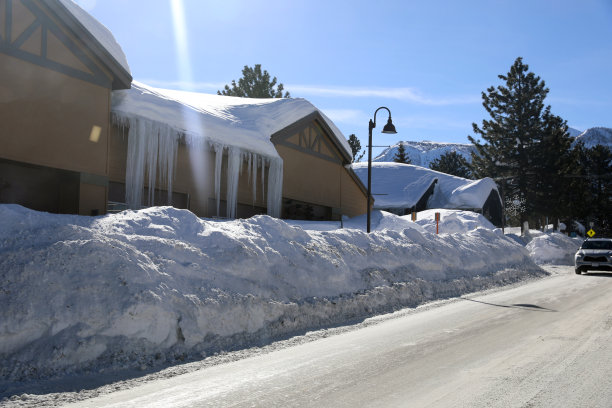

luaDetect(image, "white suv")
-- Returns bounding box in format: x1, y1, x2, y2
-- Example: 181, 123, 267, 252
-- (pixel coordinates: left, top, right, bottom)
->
575, 238, 612, 274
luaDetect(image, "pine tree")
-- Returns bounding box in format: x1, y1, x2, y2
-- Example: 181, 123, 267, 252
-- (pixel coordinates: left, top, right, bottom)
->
531, 108, 573, 224
468, 57, 572, 228
565, 144, 612, 235
393, 143, 411, 164
429, 151, 472, 178
347, 134, 364, 162
218, 64, 290, 98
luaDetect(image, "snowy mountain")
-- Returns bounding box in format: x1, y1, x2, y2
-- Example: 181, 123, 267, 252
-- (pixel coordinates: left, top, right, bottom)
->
373, 141, 475, 168
572, 127, 612, 149
372, 127, 608, 169
568, 127, 583, 138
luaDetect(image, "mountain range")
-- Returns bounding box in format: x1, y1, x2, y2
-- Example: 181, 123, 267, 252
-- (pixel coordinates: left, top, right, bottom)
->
372, 127, 611, 167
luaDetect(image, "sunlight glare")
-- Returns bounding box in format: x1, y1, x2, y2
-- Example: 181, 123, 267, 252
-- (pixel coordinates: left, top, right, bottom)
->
170, 0, 209, 209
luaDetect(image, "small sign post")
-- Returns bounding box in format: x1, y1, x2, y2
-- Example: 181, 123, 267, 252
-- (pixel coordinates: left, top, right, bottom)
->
411, 211, 417, 221
435, 212, 440, 234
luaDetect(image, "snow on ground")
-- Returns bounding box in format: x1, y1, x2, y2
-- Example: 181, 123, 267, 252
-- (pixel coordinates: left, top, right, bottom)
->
0, 204, 545, 386
503, 227, 582, 266
413, 209, 495, 234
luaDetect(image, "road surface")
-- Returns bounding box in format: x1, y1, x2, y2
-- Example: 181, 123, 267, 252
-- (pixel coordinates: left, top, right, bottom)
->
60, 265, 612, 407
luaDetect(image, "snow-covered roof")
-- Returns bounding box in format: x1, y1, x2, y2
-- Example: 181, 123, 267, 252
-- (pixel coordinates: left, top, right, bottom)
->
111, 81, 352, 160
351, 162, 499, 210
54, 0, 131, 88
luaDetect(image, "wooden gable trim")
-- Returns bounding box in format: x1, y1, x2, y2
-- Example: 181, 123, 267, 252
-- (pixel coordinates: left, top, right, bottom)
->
271, 111, 353, 164
46, 0, 131, 89
0, 0, 131, 89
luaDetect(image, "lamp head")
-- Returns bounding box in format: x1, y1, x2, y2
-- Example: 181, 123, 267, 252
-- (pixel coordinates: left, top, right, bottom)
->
382, 117, 397, 134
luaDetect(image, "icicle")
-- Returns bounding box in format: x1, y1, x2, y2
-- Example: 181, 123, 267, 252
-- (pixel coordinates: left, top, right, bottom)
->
213, 144, 223, 217
157, 125, 178, 205
125, 118, 146, 209
251, 154, 258, 206
118, 112, 284, 219
145, 121, 159, 206
261, 157, 266, 203
226, 147, 242, 219
121, 116, 180, 210
247, 153, 253, 187
266, 158, 283, 218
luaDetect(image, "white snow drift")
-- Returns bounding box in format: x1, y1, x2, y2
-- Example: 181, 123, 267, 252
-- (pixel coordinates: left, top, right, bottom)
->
0, 204, 544, 381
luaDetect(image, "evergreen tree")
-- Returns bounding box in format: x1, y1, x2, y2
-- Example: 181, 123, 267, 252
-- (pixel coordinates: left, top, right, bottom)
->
468, 57, 572, 228
588, 145, 612, 235
347, 134, 364, 162
429, 151, 472, 178
564, 144, 612, 235
531, 108, 573, 224
218, 64, 290, 98
393, 143, 411, 164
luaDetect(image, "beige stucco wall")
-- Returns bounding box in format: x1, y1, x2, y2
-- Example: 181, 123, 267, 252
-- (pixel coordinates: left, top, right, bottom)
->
275, 144, 366, 218
0, 54, 111, 176
273, 119, 367, 218
341, 169, 368, 217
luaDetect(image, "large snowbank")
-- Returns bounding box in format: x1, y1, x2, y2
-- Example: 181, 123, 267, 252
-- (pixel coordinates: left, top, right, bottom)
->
0, 205, 543, 382
526, 233, 581, 265
504, 229, 582, 266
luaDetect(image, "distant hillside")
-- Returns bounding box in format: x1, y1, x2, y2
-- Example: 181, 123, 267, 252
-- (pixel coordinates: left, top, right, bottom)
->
373, 141, 475, 168
371, 127, 609, 169
572, 127, 612, 149
568, 127, 583, 138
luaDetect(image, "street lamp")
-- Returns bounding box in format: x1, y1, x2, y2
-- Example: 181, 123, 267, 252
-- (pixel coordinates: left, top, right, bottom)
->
367, 107, 397, 233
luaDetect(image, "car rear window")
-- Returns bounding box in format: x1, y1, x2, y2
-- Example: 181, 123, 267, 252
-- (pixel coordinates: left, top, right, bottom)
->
581, 240, 612, 250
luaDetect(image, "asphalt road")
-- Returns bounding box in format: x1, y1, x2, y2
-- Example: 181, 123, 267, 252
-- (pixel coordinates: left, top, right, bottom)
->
66, 265, 612, 408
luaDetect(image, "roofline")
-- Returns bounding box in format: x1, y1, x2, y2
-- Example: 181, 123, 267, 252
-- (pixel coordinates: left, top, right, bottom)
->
346, 165, 368, 197
43, 0, 132, 90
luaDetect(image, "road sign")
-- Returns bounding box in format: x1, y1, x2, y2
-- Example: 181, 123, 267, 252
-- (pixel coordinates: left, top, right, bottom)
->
587, 229, 596, 238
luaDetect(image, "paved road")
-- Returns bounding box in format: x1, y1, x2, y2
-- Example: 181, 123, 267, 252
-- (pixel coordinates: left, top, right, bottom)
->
67, 266, 612, 407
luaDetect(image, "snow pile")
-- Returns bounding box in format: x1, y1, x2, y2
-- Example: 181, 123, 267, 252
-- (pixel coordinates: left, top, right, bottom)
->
413, 209, 495, 234
0, 204, 543, 381
351, 162, 500, 211
373, 141, 475, 167
524, 231, 582, 265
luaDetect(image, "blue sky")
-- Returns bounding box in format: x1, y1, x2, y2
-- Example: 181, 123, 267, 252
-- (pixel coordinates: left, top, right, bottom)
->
76, 0, 612, 154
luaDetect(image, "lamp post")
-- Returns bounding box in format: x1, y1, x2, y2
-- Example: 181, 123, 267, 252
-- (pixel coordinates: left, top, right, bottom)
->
367, 107, 397, 233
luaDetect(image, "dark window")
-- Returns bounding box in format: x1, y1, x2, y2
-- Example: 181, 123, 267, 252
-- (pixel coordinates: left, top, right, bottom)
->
581, 240, 612, 250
